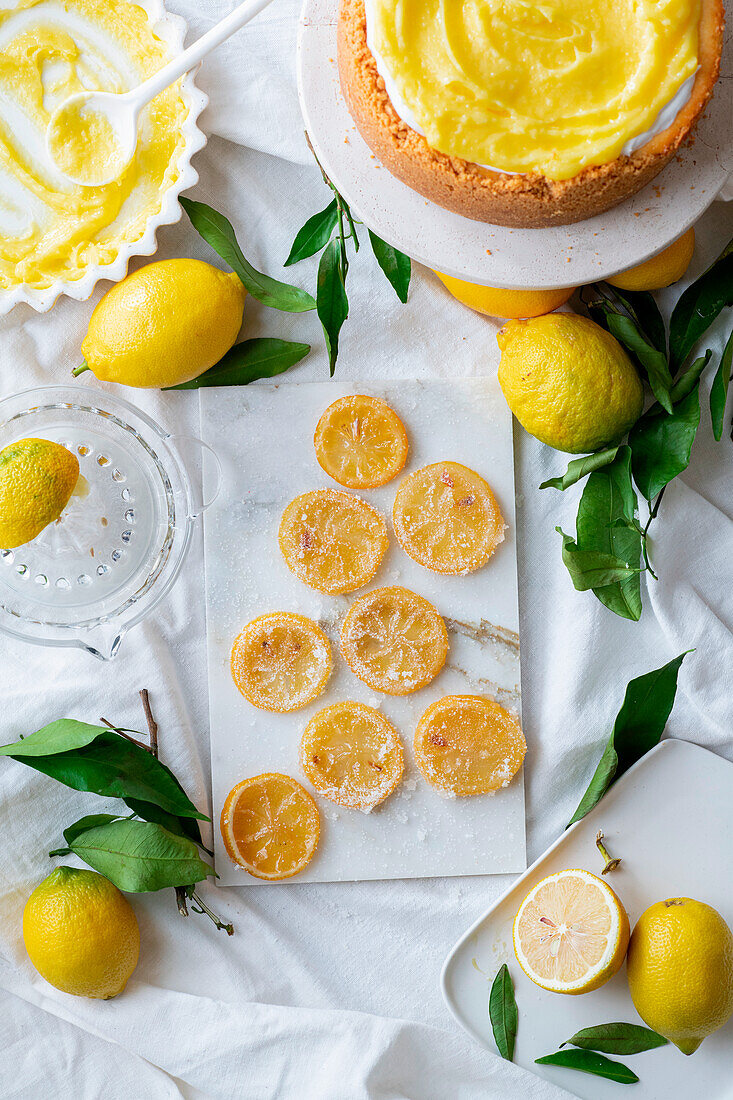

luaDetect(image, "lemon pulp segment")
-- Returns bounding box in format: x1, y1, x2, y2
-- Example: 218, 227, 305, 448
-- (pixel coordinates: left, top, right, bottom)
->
341, 585, 448, 695
220, 773, 320, 880
300, 701, 404, 811
231, 613, 333, 712
0, 0, 187, 290
368, 0, 701, 179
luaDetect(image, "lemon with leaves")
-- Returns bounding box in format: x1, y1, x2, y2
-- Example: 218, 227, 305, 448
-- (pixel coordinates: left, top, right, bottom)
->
0, 438, 79, 549
497, 314, 644, 453
23, 867, 140, 999
627, 897, 733, 1055
76, 259, 245, 389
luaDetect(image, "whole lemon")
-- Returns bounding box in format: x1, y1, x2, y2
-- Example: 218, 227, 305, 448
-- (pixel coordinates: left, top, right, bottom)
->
435, 271, 576, 319
608, 228, 695, 292
23, 867, 140, 999
497, 314, 644, 453
0, 439, 79, 549
78, 258, 246, 389
627, 897, 733, 1055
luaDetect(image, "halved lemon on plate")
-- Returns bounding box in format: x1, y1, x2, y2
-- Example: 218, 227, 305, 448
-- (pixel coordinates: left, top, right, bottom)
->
341, 585, 448, 695
393, 461, 505, 575
414, 694, 525, 796
513, 868, 630, 994
279, 488, 388, 594
300, 701, 404, 812
230, 612, 332, 712
314, 394, 408, 488
220, 773, 320, 880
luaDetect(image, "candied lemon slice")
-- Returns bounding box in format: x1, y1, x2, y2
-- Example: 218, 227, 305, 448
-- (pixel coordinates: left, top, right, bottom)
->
231, 612, 332, 712
513, 869, 630, 995
314, 394, 409, 488
220, 773, 320, 880
279, 488, 388, 594
414, 694, 525, 796
300, 701, 404, 812
341, 585, 448, 695
393, 461, 505, 574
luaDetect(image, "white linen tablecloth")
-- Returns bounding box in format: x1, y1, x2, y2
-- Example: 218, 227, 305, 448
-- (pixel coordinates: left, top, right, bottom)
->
0, 3, 731, 1096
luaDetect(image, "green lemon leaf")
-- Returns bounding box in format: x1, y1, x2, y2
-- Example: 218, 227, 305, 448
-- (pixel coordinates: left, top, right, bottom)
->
603, 311, 673, 413
368, 230, 411, 303
317, 237, 349, 376
629, 385, 701, 503
488, 964, 518, 1062
710, 325, 733, 442
609, 287, 667, 356
670, 236, 733, 371
669, 351, 711, 405
124, 797, 210, 854
535, 1049, 639, 1084
5, 731, 207, 819
564, 1023, 668, 1055
165, 338, 310, 390
573, 446, 642, 620
69, 819, 212, 892
285, 199, 339, 266
568, 651, 688, 825
180, 197, 315, 313
540, 447, 620, 491
557, 530, 642, 591
0, 719, 105, 757
48, 813, 123, 856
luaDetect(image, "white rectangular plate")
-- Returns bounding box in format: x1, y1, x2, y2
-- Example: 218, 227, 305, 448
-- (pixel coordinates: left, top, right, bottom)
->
442, 739, 733, 1099
201, 377, 525, 884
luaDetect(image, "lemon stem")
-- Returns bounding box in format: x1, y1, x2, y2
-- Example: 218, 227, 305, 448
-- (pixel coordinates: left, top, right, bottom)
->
72, 360, 90, 377
596, 831, 621, 874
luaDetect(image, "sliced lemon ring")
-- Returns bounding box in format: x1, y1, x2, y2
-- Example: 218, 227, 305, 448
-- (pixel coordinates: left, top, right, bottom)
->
279, 488, 388, 594
314, 394, 409, 488
513, 868, 630, 994
414, 694, 525, 796
300, 701, 404, 812
393, 461, 505, 575
341, 585, 448, 695
230, 612, 333, 712
220, 773, 320, 880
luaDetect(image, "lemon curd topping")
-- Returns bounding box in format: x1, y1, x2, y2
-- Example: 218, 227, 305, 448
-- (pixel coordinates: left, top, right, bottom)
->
0, 0, 187, 290
46, 97, 128, 185
367, 0, 702, 180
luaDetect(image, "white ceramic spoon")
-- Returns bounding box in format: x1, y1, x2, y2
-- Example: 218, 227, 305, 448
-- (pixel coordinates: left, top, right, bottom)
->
47, 0, 276, 187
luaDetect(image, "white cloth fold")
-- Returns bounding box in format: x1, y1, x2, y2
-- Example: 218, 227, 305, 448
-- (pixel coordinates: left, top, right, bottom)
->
0, 3, 731, 1096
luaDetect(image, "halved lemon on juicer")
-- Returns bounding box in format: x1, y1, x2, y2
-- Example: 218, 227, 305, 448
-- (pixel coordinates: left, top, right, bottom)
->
279, 488, 388, 594
513, 868, 630, 995
230, 612, 332, 712
220, 773, 320, 880
314, 394, 409, 488
393, 462, 505, 575
300, 700, 404, 812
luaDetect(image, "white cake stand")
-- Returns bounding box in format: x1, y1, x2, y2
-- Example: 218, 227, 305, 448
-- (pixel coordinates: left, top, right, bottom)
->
297, 0, 732, 289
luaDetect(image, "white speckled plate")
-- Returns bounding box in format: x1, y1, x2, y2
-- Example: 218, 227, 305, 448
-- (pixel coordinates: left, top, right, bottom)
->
201, 377, 525, 885
297, 0, 733, 289
442, 739, 733, 1100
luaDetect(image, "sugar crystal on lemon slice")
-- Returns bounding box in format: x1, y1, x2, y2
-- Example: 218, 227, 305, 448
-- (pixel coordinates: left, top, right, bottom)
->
414, 694, 525, 796
300, 701, 404, 812
220, 773, 320, 880
341, 585, 448, 695
314, 394, 408, 488
513, 869, 630, 994
393, 462, 504, 575
231, 612, 332, 712
279, 488, 388, 594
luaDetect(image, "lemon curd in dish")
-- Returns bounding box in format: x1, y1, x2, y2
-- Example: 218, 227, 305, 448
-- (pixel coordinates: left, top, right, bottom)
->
0, 0, 187, 290
339, 0, 724, 225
